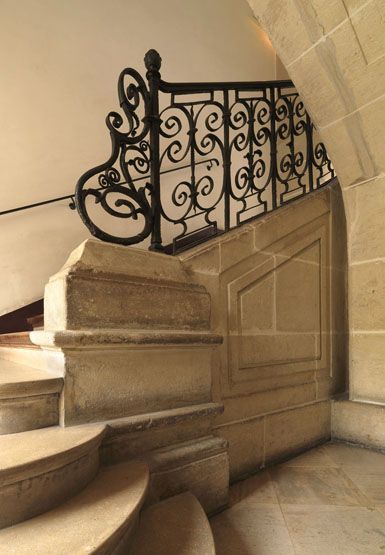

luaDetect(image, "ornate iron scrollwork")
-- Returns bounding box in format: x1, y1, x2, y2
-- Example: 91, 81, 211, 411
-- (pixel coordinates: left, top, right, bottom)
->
74, 50, 336, 252
75, 63, 153, 245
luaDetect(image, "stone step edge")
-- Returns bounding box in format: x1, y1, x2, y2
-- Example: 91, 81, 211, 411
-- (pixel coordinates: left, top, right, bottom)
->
102, 402, 224, 440
0, 461, 150, 555
30, 329, 223, 348
143, 435, 228, 474
53, 238, 202, 287
0, 424, 106, 487
64, 268, 208, 292
0, 374, 63, 399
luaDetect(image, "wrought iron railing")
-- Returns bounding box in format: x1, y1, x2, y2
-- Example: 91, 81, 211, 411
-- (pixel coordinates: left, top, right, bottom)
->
75, 49, 335, 253
0, 160, 215, 218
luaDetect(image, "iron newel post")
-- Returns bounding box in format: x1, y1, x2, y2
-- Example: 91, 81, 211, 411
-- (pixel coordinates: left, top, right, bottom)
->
144, 49, 163, 252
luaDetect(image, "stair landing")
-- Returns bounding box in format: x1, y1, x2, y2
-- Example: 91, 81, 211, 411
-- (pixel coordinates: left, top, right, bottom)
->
210, 442, 385, 554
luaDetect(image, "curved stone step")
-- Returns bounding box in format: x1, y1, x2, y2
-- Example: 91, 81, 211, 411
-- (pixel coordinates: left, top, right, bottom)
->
0, 359, 63, 434
129, 492, 216, 554
0, 461, 149, 554
0, 424, 105, 528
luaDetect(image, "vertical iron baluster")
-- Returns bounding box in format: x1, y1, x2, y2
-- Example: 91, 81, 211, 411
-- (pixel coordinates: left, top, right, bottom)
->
306, 113, 314, 192
189, 105, 197, 211
247, 101, 254, 192
145, 49, 163, 251
269, 86, 278, 210
223, 90, 231, 231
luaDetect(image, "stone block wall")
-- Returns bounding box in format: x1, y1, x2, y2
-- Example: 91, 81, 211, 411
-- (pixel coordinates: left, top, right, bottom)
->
247, 0, 385, 405
181, 186, 347, 479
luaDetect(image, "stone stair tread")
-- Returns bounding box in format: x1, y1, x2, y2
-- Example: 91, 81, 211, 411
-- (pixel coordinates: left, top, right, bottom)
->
0, 331, 36, 349
0, 359, 62, 398
129, 492, 216, 555
0, 424, 105, 487
0, 460, 149, 554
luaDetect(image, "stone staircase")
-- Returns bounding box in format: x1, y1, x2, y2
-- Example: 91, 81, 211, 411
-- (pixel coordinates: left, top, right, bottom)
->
0, 187, 349, 552
0, 417, 217, 553
0, 239, 226, 553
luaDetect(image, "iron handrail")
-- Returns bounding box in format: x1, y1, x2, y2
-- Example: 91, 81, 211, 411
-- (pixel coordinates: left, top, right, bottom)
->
159, 78, 295, 94
0, 158, 216, 218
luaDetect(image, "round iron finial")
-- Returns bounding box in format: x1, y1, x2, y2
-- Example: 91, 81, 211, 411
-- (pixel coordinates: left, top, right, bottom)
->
144, 49, 162, 72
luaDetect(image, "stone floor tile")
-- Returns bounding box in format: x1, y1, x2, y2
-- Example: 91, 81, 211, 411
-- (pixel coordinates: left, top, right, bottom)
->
228, 471, 278, 506
282, 504, 385, 554
343, 471, 385, 504
279, 445, 338, 468
269, 466, 369, 506
376, 505, 385, 518
324, 442, 385, 473
210, 503, 295, 555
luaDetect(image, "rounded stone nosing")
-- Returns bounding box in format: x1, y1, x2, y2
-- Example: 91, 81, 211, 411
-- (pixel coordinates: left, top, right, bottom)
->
0, 424, 106, 487
0, 448, 100, 530
0, 460, 150, 553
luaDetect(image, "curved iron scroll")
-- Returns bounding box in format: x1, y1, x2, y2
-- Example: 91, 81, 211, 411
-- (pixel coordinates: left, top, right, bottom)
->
74, 50, 336, 252
75, 61, 153, 245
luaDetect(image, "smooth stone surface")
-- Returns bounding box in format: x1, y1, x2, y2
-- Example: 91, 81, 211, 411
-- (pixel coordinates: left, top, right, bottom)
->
59, 345, 215, 425
269, 466, 367, 506
228, 470, 278, 506
211, 502, 295, 554
279, 445, 338, 468
0, 424, 105, 485
0, 359, 62, 398
212, 442, 385, 554
0, 393, 59, 435
44, 239, 211, 331
146, 436, 229, 514
0, 461, 149, 555
0, 424, 105, 528
332, 399, 385, 449
101, 403, 223, 464
106, 402, 223, 431
343, 471, 385, 504
247, 0, 385, 409
1, 448, 99, 529
264, 401, 331, 463
129, 492, 215, 555
325, 442, 385, 473
349, 334, 385, 403
217, 417, 264, 480
0, 359, 62, 434
185, 187, 346, 481
283, 504, 385, 555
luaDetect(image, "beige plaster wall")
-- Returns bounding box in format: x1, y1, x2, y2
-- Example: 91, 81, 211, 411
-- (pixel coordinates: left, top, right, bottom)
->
181, 186, 347, 479
247, 0, 385, 404
0, 0, 278, 316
